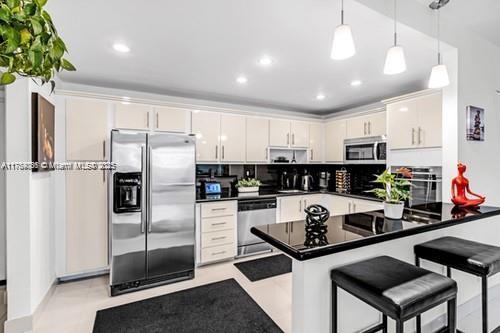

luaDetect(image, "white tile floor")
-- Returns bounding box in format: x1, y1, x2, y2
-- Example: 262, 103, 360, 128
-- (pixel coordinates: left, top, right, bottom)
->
32, 253, 292, 333
31, 252, 500, 333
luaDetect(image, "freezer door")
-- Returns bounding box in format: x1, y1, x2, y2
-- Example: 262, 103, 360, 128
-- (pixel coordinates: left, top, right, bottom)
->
110, 130, 147, 286
147, 133, 195, 279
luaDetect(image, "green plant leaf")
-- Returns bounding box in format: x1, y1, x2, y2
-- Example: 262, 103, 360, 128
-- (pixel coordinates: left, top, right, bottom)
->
20, 28, 31, 44
49, 43, 64, 60
0, 4, 11, 22
6, 0, 20, 10
30, 18, 42, 34
54, 37, 67, 51
0, 72, 16, 85
61, 58, 76, 71
24, 3, 36, 16
34, 0, 48, 8
29, 49, 42, 68
4, 27, 20, 53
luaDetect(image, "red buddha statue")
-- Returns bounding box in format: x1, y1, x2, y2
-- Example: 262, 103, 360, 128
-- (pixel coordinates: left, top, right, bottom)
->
451, 163, 485, 207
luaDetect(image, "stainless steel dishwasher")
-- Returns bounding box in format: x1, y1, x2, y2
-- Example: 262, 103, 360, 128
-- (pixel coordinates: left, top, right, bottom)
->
237, 198, 277, 257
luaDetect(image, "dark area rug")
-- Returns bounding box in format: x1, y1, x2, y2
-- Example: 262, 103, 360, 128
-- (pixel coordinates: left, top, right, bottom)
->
93, 279, 283, 333
234, 255, 292, 282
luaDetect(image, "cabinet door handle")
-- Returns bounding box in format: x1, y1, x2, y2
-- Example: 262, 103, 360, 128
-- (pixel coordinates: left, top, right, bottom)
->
287, 133, 290, 145
212, 251, 226, 256
364, 122, 367, 135
146, 111, 150, 128
348, 202, 352, 213
353, 203, 356, 212
102, 140, 106, 160
304, 199, 308, 209
311, 149, 314, 161
211, 221, 227, 226
211, 207, 227, 211
299, 200, 302, 213
215, 146, 218, 159
156, 112, 159, 129
418, 127, 422, 145
222, 145, 225, 160
265, 148, 268, 160
411, 128, 416, 145
368, 122, 371, 135
102, 170, 106, 183
211, 236, 227, 241
292, 134, 295, 145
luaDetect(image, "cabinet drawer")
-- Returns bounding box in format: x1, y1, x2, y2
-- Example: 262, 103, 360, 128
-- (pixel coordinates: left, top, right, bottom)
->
201, 244, 236, 263
201, 201, 237, 218
201, 229, 235, 248
202, 215, 236, 233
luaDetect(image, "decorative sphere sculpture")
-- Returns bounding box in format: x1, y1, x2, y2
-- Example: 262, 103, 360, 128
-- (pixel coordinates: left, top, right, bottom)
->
304, 204, 330, 248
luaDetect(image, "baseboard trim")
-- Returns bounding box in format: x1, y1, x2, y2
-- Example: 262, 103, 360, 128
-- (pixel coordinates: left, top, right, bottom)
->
58, 268, 109, 283
423, 282, 500, 332
5, 279, 57, 333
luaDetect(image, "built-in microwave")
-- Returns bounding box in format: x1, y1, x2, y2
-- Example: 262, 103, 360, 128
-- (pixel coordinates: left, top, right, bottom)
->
344, 136, 387, 164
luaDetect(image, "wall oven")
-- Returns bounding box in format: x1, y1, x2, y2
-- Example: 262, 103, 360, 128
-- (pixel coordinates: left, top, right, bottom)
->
344, 136, 387, 164
391, 166, 442, 206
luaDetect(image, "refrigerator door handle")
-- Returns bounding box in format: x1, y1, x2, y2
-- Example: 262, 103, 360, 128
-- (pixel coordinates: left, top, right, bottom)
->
141, 145, 147, 233
148, 146, 153, 233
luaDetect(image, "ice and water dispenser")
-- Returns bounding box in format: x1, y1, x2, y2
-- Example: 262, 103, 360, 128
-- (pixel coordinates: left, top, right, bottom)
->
113, 172, 142, 213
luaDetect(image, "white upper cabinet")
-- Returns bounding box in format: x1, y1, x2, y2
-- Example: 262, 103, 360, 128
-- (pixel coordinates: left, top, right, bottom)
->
325, 119, 346, 162
246, 117, 269, 163
269, 119, 291, 147
114, 103, 151, 130
309, 123, 323, 162
416, 93, 442, 148
153, 106, 189, 133
66, 98, 108, 161
192, 111, 220, 162
290, 121, 309, 148
387, 92, 442, 150
346, 111, 386, 139
220, 114, 246, 163
269, 119, 309, 148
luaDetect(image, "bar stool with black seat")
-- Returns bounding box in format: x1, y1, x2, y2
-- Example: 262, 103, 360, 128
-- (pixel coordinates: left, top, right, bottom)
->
415, 236, 500, 333
331, 256, 457, 333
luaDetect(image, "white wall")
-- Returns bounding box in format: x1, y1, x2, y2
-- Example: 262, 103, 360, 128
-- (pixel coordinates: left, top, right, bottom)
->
5, 79, 57, 325
0, 89, 6, 281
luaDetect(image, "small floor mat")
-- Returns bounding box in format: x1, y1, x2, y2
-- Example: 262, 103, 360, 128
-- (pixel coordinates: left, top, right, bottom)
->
234, 255, 292, 282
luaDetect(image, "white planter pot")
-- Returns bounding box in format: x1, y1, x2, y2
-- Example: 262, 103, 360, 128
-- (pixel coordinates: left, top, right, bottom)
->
384, 201, 404, 219
238, 186, 259, 193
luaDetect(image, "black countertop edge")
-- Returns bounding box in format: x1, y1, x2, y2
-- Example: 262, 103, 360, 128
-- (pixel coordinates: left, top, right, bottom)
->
196, 191, 382, 203
251, 208, 500, 261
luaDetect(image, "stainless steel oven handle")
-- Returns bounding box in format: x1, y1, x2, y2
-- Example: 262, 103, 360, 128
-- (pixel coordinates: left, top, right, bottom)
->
373, 141, 379, 161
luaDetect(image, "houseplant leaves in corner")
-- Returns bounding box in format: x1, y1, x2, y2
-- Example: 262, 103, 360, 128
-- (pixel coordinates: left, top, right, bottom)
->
0, 0, 75, 90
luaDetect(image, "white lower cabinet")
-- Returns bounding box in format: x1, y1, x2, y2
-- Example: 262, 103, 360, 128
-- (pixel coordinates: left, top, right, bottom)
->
66, 170, 108, 274
278, 194, 323, 223
326, 194, 383, 216
198, 201, 237, 264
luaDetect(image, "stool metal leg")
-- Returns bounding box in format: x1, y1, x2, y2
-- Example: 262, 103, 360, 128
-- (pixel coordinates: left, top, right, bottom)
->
382, 315, 387, 333
482, 276, 488, 333
415, 256, 422, 333
448, 297, 457, 333
332, 281, 337, 333
396, 320, 404, 333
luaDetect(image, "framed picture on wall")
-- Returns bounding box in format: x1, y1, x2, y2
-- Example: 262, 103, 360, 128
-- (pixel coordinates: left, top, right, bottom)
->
466, 105, 485, 141
31, 93, 55, 171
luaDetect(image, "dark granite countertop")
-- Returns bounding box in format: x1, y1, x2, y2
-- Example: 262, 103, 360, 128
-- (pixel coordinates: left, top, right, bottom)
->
196, 188, 381, 203
251, 202, 500, 261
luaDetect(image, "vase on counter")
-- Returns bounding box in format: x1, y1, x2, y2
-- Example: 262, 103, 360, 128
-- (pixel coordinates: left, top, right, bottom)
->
238, 186, 259, 193
384, 201, 404, 219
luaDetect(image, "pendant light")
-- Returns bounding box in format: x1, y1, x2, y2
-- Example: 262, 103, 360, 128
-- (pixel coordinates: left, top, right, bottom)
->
384, 0, 407, 75
428, 3, 450, 88
330, 0, 356, 60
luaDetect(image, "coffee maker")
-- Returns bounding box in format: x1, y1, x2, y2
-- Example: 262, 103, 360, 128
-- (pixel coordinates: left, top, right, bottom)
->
319, 172, 331, 191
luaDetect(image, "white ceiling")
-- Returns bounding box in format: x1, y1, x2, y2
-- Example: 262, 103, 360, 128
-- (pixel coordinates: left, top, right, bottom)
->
48, 0, 447, 114
416, 0, 500, 47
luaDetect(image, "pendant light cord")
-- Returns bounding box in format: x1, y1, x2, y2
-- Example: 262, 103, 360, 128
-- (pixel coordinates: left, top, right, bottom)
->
341, 0, 344, 24
393, 0, 398, 46
437, 8, 441, 64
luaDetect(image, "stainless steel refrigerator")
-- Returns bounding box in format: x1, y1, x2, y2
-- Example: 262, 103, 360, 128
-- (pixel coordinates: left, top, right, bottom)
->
109, 130, 195, 296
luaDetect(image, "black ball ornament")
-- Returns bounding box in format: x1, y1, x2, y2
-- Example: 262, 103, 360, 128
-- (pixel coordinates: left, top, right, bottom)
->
304, 204, 330, 248
304, 204, 330, 226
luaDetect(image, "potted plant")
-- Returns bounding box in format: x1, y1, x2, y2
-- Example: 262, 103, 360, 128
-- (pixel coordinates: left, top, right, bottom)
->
367, 168, 412, 219
0, 0, 75, 89
236, 178, 262, 193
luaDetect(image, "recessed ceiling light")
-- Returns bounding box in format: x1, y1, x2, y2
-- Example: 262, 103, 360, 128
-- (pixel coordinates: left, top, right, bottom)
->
316, 93, 326, 101
350, 80, 362, 87
113, 43, 130, 53
236, 75, 248, 84
258, 56, 273, 66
